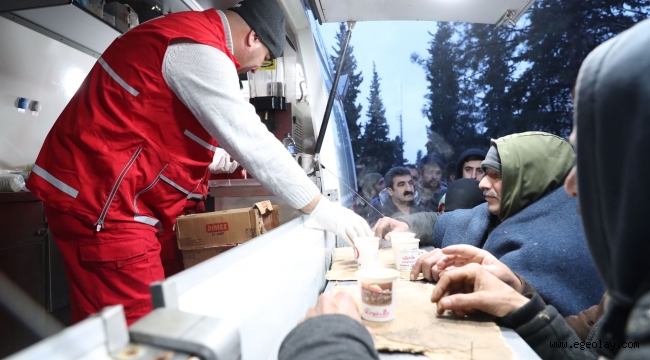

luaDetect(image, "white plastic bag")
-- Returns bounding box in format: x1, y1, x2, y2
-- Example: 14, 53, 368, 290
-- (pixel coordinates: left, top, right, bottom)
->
0, 174, 26, 192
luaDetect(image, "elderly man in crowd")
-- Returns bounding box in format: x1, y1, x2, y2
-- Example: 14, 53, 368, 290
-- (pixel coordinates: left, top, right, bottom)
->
374, 132, 603, 316
367, 167, 423, 226
374, 164, 422, 211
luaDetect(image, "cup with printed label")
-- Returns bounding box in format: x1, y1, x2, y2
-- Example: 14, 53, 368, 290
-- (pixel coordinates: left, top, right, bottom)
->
356, 268, 400, 322
392, 237, 420, 272
354, 237, 380, 269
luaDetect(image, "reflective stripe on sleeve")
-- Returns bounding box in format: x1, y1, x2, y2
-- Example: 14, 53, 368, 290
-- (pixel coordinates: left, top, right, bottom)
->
184, 130, 217, 152
32, 165, 79, 198
98, 57, 139, 96
187, 193, 203, 200
160, 175, 191, 194
134, 215, 160, 227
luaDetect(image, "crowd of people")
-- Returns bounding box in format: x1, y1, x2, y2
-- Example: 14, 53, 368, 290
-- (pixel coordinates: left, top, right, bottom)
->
277, 18, 650, 360
356, 148, 490, 227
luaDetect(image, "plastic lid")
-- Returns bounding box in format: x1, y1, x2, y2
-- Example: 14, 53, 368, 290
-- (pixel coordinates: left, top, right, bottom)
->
355, 268, 400, 283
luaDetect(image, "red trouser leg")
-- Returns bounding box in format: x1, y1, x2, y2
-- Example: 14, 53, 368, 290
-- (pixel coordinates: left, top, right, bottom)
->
45, 205, 164, 325
158, 230, 184, 278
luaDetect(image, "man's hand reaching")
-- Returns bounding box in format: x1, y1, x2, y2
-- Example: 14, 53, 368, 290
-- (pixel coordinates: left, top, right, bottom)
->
431, 264, 530, 318
372, 217, 409, 241
436, 245, 522, 292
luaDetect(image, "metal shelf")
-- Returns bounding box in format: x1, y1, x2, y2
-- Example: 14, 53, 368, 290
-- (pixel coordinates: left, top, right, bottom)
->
0, 0, 203, 58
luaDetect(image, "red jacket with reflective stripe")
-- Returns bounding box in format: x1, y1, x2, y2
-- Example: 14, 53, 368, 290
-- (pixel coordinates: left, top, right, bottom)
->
27, 9, 240, 231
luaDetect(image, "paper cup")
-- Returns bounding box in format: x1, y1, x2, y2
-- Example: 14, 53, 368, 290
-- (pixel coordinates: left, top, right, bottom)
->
388, 232, 416, 240
356, 268, 400, 322
354, 237, 380, 269
392, 238, 420, 272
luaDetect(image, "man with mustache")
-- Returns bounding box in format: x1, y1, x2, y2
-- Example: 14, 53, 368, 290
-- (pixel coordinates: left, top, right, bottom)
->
374, 132, 603, 316
367, 167, 423, 227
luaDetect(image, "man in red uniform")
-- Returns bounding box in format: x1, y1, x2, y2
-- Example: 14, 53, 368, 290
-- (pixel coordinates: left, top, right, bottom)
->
27, 0, 372, 325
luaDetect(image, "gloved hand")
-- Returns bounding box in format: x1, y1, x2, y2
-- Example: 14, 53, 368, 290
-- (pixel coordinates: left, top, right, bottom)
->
208, 148, 239, 174
308, 196, 373, 246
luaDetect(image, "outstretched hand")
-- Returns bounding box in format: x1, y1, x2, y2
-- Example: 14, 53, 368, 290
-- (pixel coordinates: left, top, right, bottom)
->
431, 264, 529, 318
301, 291, 362, 323
436, 245, 522, 292
372, 217, 409, 241
410, 248, 445, 282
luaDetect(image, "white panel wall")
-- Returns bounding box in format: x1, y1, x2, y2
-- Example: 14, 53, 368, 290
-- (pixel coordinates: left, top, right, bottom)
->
0, 16, 96, 169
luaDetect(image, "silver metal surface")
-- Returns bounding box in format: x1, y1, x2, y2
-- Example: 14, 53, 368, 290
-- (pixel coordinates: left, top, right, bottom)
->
7, 306, 127, 360
152, 217, 333, 360
151, 216, 307, 309
314, 0, 537, 24
130, 308, 241, 360
101, 305, 129, 354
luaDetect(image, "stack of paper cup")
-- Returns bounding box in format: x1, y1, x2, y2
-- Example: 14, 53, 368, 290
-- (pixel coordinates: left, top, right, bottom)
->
356, 268, 400, 322
354, 237, 380, 269
391, 234, 420, 272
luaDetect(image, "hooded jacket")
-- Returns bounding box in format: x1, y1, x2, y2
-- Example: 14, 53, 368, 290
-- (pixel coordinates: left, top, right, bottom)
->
574, 18, 650, 358
495, 131, 574, 221
404, 132, 602, 315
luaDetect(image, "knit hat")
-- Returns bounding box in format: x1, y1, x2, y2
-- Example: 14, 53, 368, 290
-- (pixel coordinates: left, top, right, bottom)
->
455, 148, 487, 180
481, 145, 501, 173
229, 0, 285, 59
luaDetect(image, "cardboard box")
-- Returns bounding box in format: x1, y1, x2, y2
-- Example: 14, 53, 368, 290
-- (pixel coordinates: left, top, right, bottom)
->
86, 0, 105, 18
103, 12, 116, 26
181, 244, 237, 269
104, 2, 138, 32
176, 201, 279, 268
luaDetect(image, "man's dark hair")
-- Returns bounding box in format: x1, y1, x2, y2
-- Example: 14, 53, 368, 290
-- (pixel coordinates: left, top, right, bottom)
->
404, 164, 418, 172
385, 166, 412, 189
419, 153, 445, 172
445, 162, 457, 182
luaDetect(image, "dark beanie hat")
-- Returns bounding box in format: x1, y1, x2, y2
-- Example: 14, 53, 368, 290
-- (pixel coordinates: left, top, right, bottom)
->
229, 0, 285, 59
455, 148, 487, 179
481, 145, 502, 173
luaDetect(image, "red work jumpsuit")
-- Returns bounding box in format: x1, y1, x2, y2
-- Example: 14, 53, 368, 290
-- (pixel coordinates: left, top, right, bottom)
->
26, 9, 239, 325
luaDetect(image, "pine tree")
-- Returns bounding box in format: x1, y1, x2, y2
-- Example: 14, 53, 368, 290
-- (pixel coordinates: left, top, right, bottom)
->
394, 136, 406, 166
358, 63, 395, 175
461, 23, 518, 140
412, 23, 481, 156
511, 0, 650, 137
330, 23, 364, 160
415, 150, 423, 167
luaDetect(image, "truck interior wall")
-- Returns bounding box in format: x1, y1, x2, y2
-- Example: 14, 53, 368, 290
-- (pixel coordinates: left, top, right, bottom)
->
0, 16, 95, 169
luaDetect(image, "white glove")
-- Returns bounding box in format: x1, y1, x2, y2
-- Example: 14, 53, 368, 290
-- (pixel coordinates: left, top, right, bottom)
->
208, 148, 239, 174
307, 196, 374, 246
